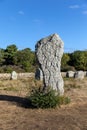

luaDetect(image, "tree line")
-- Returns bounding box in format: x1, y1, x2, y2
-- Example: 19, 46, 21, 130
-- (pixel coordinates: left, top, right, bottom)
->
0, 44, 87, 73
0, 44, 36, 73
61, 50, 87, 71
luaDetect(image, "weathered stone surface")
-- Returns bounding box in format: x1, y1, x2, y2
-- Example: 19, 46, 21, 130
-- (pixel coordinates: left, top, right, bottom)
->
66, 71, 75, 78
35, 33, 64, 95
11, 71, 17, 80
74, 71, 84, 79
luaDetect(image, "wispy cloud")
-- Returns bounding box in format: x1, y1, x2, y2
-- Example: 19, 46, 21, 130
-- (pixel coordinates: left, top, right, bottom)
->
69, 5, 80, 9
18, 11, 24, 15
82, 10, 87, 14
69, 3, 87, 15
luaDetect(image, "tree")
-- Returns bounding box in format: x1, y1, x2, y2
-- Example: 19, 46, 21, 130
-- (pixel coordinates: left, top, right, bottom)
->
61, 53, 70, 67
0, 48, 5, 65
16, 48, 36, 72
4, 44, 18, 65
61, 53, 75, 71
69, 51, 87, 70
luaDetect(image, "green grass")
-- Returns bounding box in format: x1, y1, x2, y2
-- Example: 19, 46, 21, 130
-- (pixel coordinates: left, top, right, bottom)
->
26, 87, 70, 109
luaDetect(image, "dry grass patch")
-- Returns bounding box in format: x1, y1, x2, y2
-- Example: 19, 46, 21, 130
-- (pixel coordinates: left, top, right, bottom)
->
0, 78, 43, 97
0, 77, 87, 130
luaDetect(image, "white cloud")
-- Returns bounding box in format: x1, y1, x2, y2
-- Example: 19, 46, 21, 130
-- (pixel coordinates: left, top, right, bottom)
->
69, 5, 80, 9
82, 10, 87, 14
18, 11, 24, 15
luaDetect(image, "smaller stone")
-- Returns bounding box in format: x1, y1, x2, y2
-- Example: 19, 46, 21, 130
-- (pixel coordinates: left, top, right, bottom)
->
86, 71, 87, 77
84, 71, 87, 77
74, 71, 84, 79
11, 71, 17, 80
35, 68, 43, 81
66, 71, 75, 78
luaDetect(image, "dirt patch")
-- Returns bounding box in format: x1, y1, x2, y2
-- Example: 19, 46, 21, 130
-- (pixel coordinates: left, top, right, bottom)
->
0, 78, 87, 130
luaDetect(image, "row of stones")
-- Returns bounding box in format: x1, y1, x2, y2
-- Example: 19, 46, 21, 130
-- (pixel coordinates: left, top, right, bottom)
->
36, 69, 87, 80
0, 71, 85, 80
0, 71, 34, 80
62, 71, 87, 79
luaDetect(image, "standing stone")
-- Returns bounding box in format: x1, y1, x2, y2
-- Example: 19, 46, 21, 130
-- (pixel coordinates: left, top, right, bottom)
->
66, 71, 75, 78
85, 71, 87, 77
35, 68, 43, 81
11, 71, 17, 80
74, 71, 84, 79
84, 71, 87, 77
35, 33, 64, 95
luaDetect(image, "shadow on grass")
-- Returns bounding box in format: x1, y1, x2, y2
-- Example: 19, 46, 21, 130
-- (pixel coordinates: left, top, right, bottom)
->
0, 95, 32, 108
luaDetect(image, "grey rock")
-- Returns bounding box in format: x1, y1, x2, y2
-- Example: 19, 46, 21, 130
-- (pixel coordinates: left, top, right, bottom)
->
35, 68, 43, 81
74, 71, 84, 79
11, 71, 17, 80
35, 33, 64, 95
66, 71, 75, 78
85, 71, 87, 77
84, 71, 87, 77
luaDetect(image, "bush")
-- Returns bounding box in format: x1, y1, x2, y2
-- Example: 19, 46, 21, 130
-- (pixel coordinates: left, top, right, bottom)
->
0, 65, 25, 73
4, 66, 13, 73
26, 88, 70, 109
61, 65, 75, 72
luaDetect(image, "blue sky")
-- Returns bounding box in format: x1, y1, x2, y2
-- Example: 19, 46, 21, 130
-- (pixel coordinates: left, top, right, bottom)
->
0, 0, 87, 52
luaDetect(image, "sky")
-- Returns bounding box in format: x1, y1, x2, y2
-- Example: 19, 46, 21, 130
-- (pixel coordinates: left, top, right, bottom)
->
0, 0, 87, 52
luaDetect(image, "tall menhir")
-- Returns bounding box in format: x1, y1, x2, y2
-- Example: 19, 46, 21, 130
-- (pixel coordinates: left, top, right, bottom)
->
35, 33, 64, 95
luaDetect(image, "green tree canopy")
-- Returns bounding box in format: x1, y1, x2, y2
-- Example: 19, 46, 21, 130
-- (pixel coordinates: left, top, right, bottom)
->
4, 44, 18, 65
69, 51, 87, 70
61, 53, 75, 71
16, 48, 35, 72
61, 53, 70, 67
0, 48, 5, 65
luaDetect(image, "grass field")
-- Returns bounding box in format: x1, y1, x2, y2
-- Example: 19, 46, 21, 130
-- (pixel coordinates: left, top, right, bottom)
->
0, 77, 87, 130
